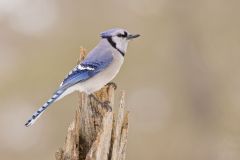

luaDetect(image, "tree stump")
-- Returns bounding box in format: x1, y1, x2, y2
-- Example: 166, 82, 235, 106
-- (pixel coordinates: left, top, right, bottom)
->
55, 48, 129, 160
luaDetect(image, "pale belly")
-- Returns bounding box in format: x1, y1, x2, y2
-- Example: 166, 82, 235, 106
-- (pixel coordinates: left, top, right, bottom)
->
56, 54, 124, 101
76, 56, 123, 94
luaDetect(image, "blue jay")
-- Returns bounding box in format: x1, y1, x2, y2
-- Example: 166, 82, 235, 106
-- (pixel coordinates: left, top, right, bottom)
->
25, 28, 140, 127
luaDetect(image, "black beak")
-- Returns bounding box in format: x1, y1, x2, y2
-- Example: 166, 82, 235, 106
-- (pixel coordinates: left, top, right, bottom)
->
127, 34, 140, 40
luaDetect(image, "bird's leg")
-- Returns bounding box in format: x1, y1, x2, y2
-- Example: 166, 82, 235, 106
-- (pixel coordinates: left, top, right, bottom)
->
89, 94, 112, 111
106, 82, 117, 90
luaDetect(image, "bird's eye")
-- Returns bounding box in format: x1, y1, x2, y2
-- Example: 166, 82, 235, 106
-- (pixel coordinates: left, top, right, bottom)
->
117, 32, 128, 38
117, 34, 123, 37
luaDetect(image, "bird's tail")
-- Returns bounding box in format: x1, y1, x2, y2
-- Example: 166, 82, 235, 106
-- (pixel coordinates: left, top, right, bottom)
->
25, 89, 66, 127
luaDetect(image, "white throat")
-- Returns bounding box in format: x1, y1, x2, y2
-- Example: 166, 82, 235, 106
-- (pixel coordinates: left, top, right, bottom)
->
111, 36, 129, 53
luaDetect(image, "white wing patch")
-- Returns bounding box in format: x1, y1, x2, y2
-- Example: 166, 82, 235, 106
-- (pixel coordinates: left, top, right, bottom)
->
60, 64, 95, 87
77, 65, 95, 70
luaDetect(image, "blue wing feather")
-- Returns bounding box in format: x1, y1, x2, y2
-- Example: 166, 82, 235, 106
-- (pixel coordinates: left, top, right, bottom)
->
25, 40, 115, 127
59, 55, 113, 90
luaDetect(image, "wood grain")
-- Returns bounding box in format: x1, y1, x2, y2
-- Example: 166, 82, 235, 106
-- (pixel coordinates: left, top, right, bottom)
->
55, 47, 129, 160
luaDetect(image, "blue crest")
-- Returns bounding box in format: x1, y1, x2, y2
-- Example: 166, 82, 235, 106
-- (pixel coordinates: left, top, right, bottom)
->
100, 28, 127, 38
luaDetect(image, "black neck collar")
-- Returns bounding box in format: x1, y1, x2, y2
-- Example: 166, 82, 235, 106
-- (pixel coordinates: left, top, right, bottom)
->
106, 37, 125, 57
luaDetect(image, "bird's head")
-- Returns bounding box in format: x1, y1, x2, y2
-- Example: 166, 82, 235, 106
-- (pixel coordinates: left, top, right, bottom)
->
100, 28, 140, 55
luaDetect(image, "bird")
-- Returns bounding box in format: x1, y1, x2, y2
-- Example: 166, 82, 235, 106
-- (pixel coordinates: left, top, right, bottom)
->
25, 28, 140, 127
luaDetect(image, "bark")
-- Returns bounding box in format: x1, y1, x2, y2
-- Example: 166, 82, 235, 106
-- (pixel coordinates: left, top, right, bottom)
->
55, 47, 129, 160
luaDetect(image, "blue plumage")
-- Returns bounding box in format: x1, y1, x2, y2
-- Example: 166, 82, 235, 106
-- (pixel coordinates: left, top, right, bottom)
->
25, 28, 139, 127
25, 52, 113, 127
25, 89, 65, 127
60, 55, 113, 90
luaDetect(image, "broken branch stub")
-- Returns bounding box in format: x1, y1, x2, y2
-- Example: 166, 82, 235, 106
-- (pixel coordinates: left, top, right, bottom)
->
55, 47, 129, 160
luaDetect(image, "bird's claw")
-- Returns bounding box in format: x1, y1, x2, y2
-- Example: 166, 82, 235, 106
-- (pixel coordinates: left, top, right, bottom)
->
106, 82, 117, 90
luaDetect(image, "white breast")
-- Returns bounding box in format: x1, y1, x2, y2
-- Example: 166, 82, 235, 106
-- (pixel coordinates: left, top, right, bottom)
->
56, 44, 124, 102
66, 51, 123, 95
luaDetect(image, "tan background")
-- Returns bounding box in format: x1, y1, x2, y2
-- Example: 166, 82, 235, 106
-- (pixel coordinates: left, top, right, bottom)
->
1, 0, 240, 159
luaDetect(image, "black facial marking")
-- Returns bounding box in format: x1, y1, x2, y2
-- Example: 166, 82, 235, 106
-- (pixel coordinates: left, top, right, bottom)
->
117, 34, 122, 37
124, 31, 128, 37
107, 37, 125, 57
117, 31, 128, 38
107, 37, 116, 48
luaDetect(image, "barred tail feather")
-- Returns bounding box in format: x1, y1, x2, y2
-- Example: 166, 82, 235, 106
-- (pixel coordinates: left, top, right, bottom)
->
25, 89, 65, 127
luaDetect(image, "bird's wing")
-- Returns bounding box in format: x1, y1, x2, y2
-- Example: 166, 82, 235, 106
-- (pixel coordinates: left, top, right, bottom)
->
25, 51, 113, 127
59, 53, 113, 90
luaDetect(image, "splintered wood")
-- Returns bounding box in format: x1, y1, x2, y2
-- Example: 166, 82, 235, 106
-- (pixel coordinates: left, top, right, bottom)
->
55, 47, 129, 160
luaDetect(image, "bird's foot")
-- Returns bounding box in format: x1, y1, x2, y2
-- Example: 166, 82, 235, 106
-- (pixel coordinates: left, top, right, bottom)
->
106, 82, 117, 90
89, 94, 112, 112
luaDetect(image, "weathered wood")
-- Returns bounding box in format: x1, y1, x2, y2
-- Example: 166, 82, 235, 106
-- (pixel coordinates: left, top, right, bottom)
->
55, 47, 129, 160
110, 92, 129, 160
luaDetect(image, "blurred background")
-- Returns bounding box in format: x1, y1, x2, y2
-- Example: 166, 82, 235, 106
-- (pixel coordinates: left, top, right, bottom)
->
1, 0, 240, 159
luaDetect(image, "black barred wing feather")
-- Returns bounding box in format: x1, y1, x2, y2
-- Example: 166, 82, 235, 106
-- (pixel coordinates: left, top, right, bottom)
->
59, 60, 113, 91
